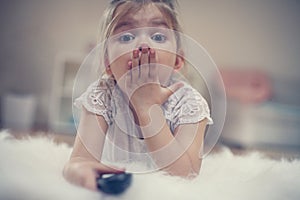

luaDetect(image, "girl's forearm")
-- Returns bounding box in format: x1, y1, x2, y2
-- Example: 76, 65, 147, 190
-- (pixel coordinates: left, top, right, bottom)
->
135, 105, 200, 177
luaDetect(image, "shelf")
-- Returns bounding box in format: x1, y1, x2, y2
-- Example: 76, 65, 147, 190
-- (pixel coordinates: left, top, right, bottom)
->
49, 52, 84, 134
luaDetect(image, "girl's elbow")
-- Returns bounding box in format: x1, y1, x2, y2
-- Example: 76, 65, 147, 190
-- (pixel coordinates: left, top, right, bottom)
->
163, 161, 201, 179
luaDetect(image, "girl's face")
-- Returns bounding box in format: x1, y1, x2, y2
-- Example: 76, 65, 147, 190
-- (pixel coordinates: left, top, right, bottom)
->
105, 3, 183, 85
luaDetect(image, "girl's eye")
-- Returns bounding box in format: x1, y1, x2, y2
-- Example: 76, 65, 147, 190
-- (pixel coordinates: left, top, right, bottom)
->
119, 33, 135, 43
151, 33, 167, 43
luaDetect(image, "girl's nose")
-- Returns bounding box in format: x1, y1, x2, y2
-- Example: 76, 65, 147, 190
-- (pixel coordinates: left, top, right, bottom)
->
138, 43, 150, 51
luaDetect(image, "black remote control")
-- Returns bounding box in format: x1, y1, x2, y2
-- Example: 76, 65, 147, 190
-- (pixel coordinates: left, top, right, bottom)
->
96, 173, 132, 195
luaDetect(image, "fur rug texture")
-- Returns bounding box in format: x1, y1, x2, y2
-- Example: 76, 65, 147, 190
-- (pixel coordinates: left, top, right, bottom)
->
0, 130, 300, 200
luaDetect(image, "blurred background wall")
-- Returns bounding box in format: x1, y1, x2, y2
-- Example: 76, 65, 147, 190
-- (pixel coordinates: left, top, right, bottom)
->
0, 0, 299, 149
0, 0, 104, 129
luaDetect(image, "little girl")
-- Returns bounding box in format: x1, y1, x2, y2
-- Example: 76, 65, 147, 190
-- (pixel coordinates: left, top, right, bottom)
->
63, 0, 213, 191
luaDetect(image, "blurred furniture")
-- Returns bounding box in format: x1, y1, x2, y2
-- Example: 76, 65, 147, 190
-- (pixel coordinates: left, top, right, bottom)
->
222, 101, 300, 149
220, 69, 300, 151
49, 52, 84, 134
1, 93, 36, 131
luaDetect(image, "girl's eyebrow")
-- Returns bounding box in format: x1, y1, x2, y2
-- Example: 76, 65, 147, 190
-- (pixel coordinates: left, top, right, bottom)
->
114, 21, 134, 32
150, 18, 169, 28
114, 18, 169, 33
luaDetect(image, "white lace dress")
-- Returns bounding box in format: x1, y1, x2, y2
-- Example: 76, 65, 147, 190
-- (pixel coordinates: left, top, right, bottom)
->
75, 77, 213, 172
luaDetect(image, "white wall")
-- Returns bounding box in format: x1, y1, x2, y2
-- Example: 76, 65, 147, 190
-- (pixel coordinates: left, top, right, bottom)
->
179, 0, 300, 79
0, 0, 107, 128
0, 0, 299, 129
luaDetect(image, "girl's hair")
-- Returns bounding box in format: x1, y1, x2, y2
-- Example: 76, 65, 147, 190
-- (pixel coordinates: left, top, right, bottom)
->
97, 0, 183, 76
98, 0, 182, 48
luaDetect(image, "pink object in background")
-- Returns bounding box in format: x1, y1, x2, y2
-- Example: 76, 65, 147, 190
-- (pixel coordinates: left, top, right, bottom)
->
220, 69, 272, 104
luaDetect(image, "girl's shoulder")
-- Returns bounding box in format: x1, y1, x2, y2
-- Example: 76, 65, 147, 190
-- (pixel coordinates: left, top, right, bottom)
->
163, 81, 213, 128
166, 81, 204, 104
74, 76, 115, 125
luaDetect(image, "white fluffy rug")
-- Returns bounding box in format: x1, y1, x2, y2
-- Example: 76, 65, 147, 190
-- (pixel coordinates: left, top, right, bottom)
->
0, 130, 300, 200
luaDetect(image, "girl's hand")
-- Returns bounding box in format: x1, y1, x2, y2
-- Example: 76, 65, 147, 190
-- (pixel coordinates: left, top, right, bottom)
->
63, 160, 124, 191
120, 47, 182, 111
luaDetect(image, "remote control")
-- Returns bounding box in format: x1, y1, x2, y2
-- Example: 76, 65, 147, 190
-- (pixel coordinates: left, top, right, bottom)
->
96, 173, 132, 195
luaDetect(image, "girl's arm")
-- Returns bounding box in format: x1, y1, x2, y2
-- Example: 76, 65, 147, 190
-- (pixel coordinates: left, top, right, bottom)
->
63, 108, 124, 191
127, 47, 208, 177
136, 105, 207, 178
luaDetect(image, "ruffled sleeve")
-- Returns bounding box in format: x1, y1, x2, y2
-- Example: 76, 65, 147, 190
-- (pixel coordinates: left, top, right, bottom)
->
74, 79, 113, 125
164, 83, 213, 132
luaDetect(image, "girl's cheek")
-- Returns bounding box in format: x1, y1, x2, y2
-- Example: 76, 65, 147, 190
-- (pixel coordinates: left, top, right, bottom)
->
151, 44, 177, 59
107, 40, 176, 64
107, 43, 136, 63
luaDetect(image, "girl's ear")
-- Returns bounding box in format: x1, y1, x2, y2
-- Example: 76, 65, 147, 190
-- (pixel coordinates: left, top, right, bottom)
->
106, 66, 112, 75
174, 54, 184, 70
104, 54, 112, 75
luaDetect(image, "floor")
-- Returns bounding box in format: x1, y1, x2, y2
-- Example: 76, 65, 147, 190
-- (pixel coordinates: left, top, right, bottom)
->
7, 130, 300, 161
9, 130, 76, 146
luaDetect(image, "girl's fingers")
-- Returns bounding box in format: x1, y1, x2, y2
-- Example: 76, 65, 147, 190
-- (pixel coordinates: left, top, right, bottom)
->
88, 163, 125, 191
168, 81, 184, 93
131, 49, 139, 81
161, 82, 184, 102
126, 61, 132, 81
92, 162, 125, 174
149, 48, 158, 80
140, 47, 149, 79
130, 47, 157, 83
82, 172, 98, 191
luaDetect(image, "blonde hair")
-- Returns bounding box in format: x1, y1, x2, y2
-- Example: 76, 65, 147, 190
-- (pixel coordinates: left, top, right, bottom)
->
99, 0, 182, 42
97, 0, 183, 76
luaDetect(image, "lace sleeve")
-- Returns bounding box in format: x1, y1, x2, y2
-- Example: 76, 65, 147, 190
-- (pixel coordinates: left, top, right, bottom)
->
74, 80, 113, 125
164, 84, 213, 131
